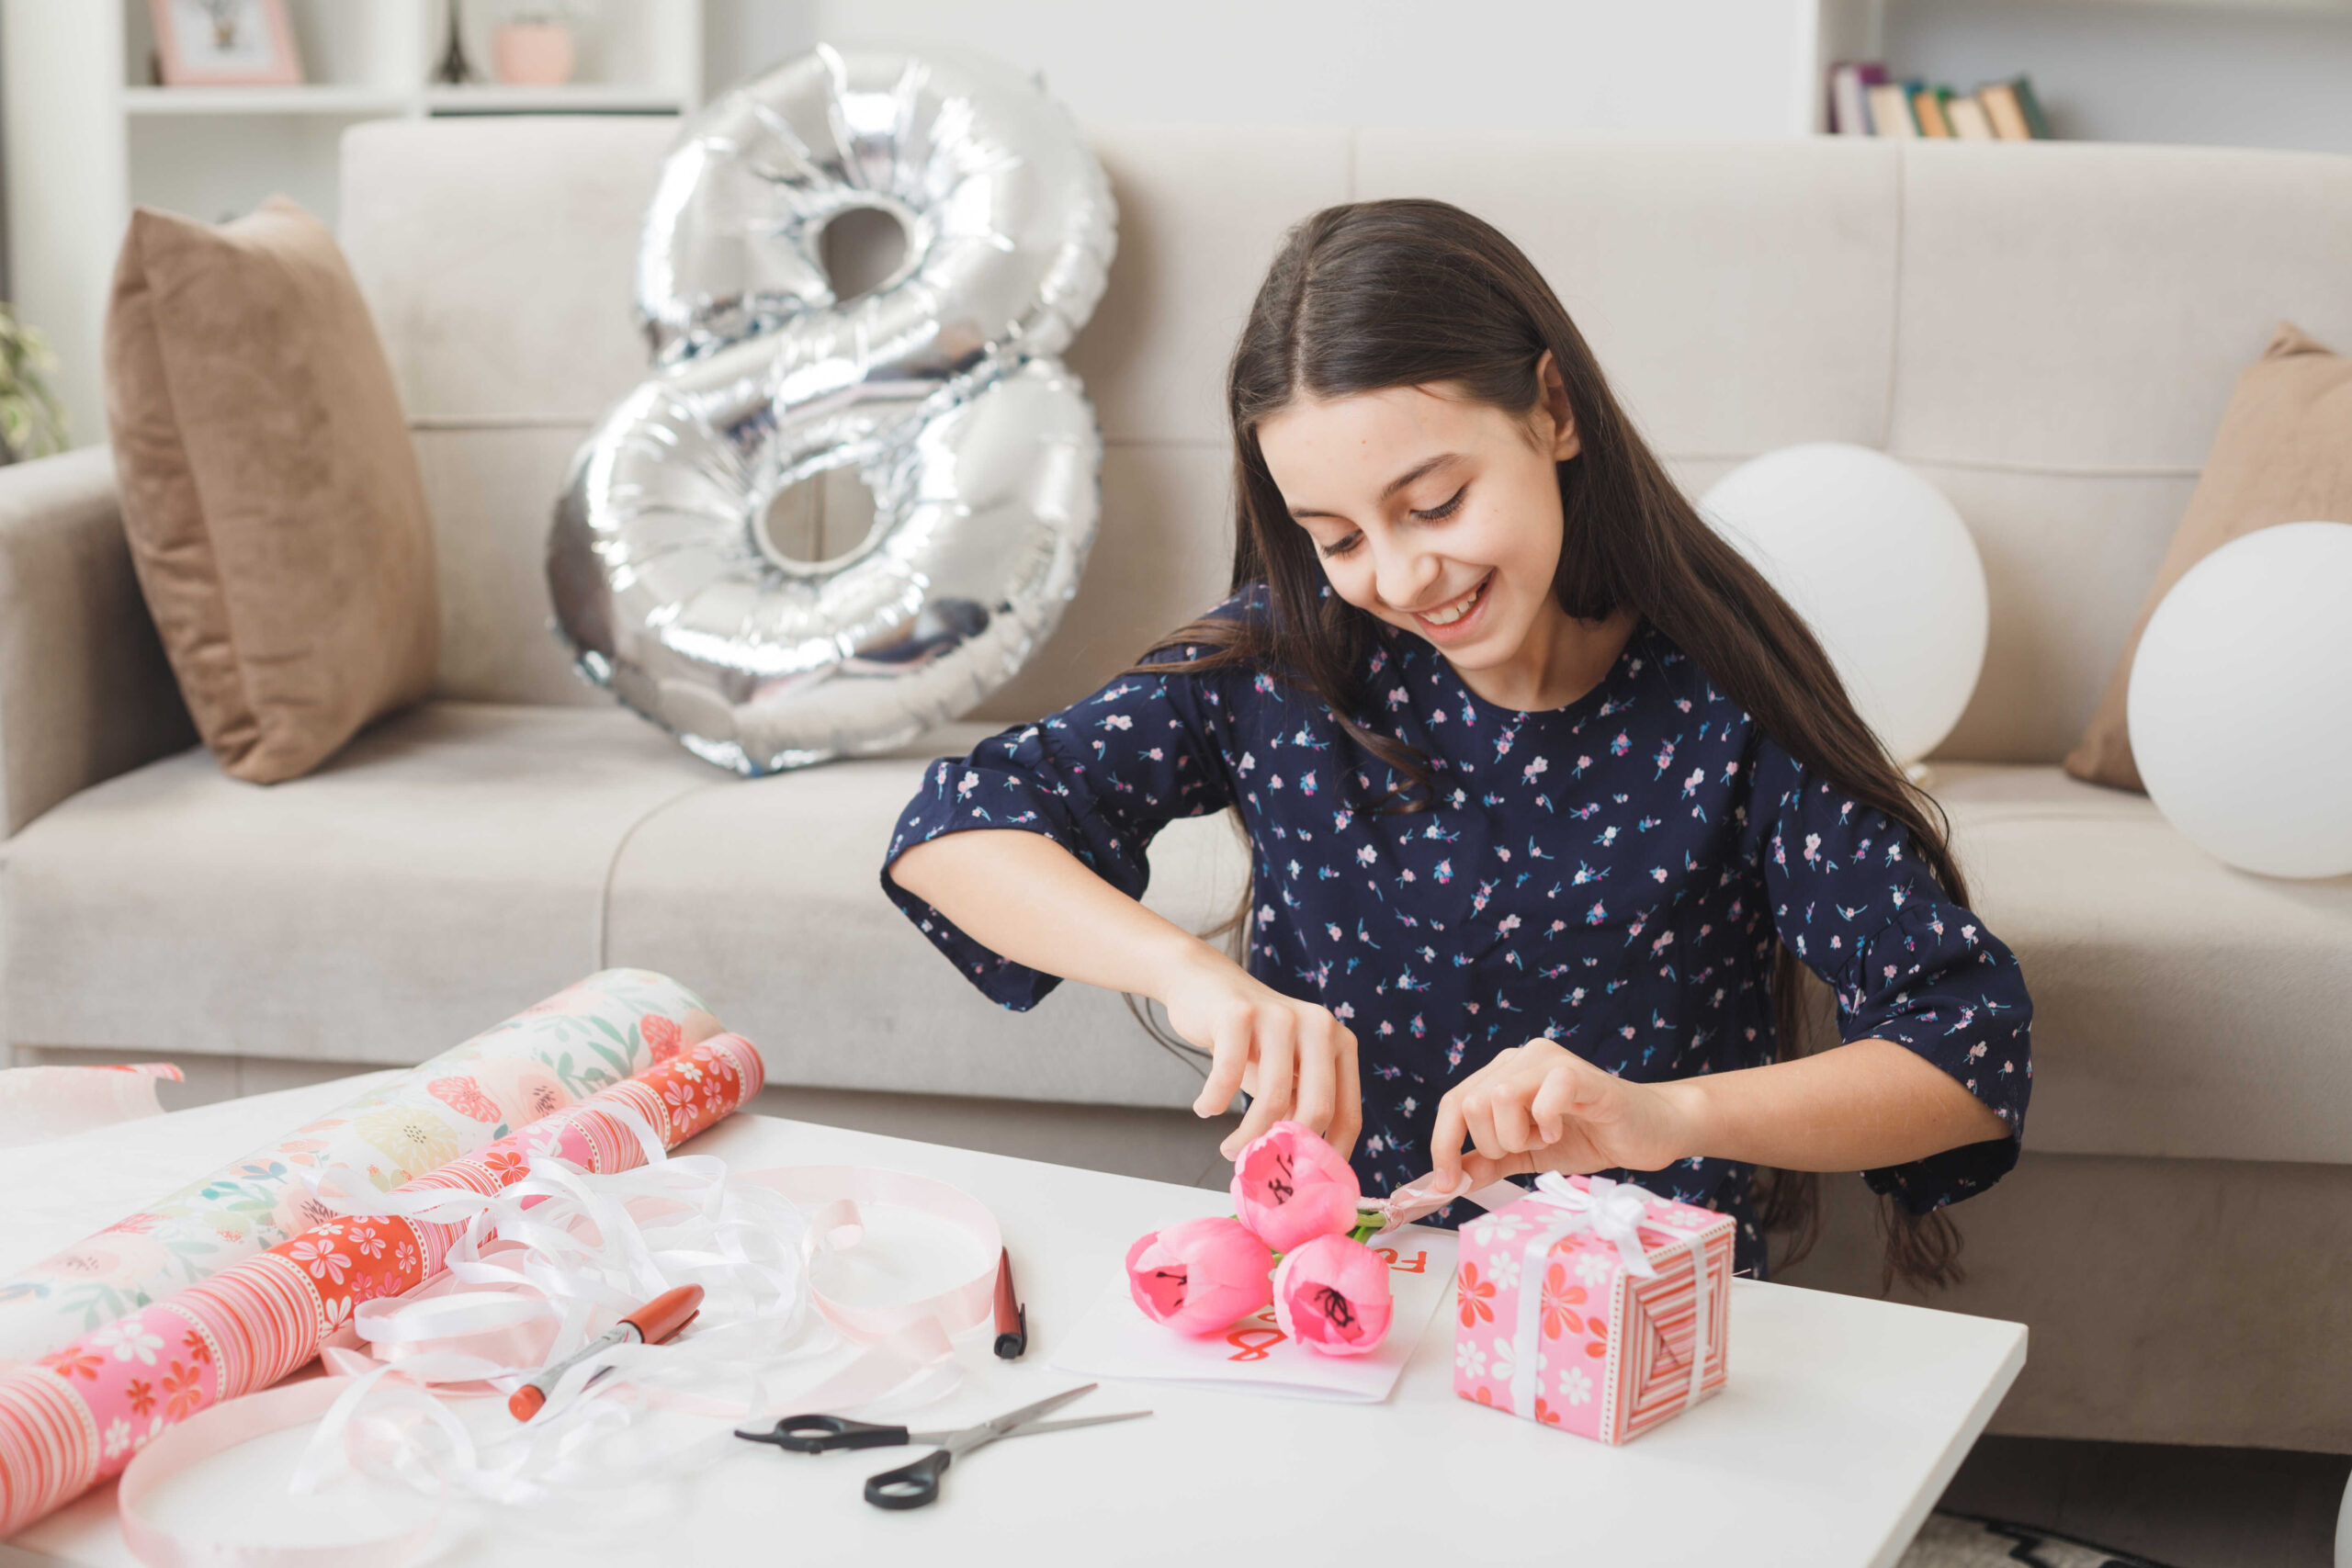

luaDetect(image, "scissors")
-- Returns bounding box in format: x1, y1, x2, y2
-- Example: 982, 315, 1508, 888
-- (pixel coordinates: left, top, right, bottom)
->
733, 1383, 1150, 1509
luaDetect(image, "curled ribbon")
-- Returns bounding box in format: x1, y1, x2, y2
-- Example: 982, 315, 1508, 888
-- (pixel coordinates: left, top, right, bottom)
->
1521, 1172, 1657, 1279
117, 1122, 1007, 1565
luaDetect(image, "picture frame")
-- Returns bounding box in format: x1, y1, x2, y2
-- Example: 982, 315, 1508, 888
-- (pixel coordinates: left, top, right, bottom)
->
148, 0, 304, 87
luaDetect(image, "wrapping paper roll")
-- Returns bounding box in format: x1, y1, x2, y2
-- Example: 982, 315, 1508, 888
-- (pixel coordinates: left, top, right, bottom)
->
0, 1065, 182, 1150
0, 1032, 764, 1538
0, 970, 718, 1365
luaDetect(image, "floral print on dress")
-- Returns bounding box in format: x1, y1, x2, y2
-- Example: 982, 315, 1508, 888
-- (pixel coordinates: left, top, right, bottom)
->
884, 592, 2032, 1276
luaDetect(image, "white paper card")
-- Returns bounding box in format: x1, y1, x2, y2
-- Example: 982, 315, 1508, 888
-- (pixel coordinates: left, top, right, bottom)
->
1049, 1230, 1457, 1404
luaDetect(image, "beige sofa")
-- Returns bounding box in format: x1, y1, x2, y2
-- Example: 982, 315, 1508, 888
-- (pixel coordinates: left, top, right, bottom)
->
2, 119, 2346, 1450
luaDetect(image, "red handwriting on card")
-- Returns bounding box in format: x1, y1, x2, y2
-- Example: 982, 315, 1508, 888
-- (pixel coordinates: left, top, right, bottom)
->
1226, 1326, 1287, 1361
1375, 1247, 1428, 1274
1225, 1307, 1285, 1361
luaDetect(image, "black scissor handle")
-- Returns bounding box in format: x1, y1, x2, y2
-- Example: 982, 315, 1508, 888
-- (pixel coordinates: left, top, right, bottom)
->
865, 1448, 953, 1509
736, 1415, 910, 1453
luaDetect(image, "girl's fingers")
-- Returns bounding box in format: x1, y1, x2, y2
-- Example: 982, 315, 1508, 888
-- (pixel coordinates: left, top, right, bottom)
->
1428, 1089, 1469, 1184
1459, 1146, 1538, 1187
1463, 1095, 1507, 1163
1488, 1088, 1537, 1156
1221, 1009, 1296, 1157
1329, 1028, 1363, 1159
1193, 1006, 1252, 1119
1532, 1063, 1582, 1144
1293, 1011, 1339, 1135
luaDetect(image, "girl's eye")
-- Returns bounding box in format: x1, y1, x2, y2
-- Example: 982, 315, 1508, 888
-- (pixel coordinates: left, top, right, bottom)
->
1318, 533, 1363, 559
1410, 486, 1467, 522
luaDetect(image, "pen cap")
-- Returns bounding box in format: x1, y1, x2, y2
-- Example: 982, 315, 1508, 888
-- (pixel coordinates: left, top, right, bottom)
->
622, 1283, 706, 1346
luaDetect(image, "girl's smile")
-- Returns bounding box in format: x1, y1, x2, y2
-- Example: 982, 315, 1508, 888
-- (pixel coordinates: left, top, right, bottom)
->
1256, 366, 1629, 712
1404, 568, 1492, 637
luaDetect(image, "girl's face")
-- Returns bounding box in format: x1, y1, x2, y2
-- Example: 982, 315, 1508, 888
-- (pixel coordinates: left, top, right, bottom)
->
1256, 358, 1583, 694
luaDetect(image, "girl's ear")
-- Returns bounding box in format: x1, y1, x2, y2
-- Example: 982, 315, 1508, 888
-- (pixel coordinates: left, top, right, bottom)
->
1537, 351, 1581, 461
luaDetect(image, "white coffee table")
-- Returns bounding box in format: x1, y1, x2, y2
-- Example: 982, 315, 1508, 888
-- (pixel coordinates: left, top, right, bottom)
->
8, 1085, 2023, 1568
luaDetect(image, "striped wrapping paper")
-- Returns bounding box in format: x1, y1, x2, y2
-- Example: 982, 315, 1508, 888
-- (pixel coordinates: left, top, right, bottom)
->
0, 1032, 764, 1536
0, 969, 718, 1364
1451, 1176, 1734, 1444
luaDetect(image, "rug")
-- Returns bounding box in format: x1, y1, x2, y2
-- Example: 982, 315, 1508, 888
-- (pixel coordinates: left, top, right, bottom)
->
1902, 1511, 2177, 1568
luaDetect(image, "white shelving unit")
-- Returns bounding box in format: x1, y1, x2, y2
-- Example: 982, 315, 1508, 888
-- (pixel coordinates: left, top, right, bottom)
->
1, 0, 703, 449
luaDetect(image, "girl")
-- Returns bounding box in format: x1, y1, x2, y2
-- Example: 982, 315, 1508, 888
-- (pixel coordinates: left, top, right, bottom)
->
883, 200, 2029, 1283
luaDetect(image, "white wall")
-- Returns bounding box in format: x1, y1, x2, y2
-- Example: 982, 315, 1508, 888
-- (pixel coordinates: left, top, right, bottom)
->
709, 0, 1831, 136
1884, 0, 2352, 154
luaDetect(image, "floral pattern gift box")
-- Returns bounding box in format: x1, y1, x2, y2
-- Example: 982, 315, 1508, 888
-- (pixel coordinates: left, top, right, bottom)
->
1453, 1174, 1734, 1444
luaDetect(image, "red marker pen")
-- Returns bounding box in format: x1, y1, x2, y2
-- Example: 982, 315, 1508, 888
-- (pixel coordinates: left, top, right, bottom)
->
508, 1283, 704, 1421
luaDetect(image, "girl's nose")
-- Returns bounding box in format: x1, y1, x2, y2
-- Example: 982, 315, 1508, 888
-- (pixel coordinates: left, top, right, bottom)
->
1374, 539, 1441, 614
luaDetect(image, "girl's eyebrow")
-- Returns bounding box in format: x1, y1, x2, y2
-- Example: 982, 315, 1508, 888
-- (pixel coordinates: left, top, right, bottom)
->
1289, 452, 1459, 521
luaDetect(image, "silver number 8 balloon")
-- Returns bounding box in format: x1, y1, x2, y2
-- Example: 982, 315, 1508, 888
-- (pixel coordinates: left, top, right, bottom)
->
548, 48, 1117, 773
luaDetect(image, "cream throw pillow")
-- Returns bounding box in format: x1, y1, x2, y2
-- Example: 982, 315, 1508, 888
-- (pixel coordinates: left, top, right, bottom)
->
103, 197, 437, 784
2065, 323, 2352, 792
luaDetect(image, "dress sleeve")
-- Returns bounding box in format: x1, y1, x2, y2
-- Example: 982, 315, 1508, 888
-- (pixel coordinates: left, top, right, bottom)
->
879, 639, 1239, 1011
1742, 738, 2033, 1213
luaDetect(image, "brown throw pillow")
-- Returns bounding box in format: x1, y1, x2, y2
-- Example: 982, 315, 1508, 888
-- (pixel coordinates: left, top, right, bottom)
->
104, 197, 436, 784
2064, 322, 2352, 791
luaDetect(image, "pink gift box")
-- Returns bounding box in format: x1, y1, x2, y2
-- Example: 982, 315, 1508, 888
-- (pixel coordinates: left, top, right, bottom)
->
1452, 1174, 1734, 1443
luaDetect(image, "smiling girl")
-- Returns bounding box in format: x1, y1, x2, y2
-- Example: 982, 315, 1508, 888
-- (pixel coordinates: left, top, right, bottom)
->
883, 200, 2030, 1283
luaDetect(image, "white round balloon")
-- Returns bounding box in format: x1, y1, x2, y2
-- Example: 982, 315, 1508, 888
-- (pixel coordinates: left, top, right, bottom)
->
1700, 444, 1988, 764
2127, 520, 2352, 879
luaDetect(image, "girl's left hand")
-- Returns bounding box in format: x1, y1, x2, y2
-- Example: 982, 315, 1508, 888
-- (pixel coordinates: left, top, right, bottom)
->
1429, 1038, 1704, 1189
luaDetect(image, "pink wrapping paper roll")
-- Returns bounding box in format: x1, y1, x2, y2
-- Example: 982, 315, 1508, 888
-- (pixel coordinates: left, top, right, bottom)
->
0, 1032, 764, 1537
0, 969, 718, 1364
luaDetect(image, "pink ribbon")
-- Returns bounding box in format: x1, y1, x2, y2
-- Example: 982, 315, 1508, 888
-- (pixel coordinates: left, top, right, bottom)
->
118, 1377, 438, 1568
1362, 1171, 1526, 1235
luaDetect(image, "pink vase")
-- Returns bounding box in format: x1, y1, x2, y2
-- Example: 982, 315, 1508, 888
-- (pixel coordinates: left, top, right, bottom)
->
492, 22, 574, 86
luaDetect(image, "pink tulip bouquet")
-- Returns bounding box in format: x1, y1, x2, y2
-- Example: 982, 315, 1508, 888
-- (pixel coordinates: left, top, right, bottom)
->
1124, 1122, 1395, 1357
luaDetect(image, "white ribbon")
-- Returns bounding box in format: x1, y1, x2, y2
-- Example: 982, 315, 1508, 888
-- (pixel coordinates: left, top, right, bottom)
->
1523, 1173, 1657, 1277
280, 1119, 1000, 1525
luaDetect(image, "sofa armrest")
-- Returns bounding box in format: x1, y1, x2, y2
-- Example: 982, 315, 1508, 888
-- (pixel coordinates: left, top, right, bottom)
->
0, 446, 195, 835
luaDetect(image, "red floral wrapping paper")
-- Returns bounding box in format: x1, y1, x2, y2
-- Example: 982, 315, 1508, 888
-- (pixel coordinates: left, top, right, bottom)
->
0, 1032, 763, 1536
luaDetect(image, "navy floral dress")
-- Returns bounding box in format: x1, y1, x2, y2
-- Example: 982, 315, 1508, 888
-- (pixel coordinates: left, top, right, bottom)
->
882, 592, 2031, 1275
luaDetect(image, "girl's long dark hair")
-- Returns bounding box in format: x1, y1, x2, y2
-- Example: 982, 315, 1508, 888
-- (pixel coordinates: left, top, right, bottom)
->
1126, 199, 1969, 1292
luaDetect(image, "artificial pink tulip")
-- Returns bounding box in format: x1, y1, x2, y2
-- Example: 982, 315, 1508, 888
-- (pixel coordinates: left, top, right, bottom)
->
1229, 1120, 1361, 1252
1125, 1216, 1274, 1336
1272, 1233, 1393, 1357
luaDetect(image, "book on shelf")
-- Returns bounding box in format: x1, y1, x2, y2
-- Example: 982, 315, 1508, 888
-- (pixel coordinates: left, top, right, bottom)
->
1827, 61, 1887, 136
1945, 94, 1996, 141
1912, 85, 1953, 138
1831, 63, 2052, 141
1866, 80, 1920, 138
1977, 77, 2053, 141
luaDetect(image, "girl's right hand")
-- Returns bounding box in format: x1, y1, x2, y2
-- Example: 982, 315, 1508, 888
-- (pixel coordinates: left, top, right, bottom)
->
1160, 946, 1362, 1161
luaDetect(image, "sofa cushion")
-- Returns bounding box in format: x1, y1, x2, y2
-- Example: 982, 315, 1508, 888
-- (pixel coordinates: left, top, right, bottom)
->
1, 703, 708, 1064
2063, 323, 2352, 791
104, 199, 439, 784
600, 738, 1240, 1108
0, 703, 1226, 1110
1933, 763, 2352, 1164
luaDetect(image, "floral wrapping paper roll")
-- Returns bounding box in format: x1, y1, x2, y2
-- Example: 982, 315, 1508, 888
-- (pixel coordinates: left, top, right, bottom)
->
0, 1032, 765, 1538
0, 970, 720, 1365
